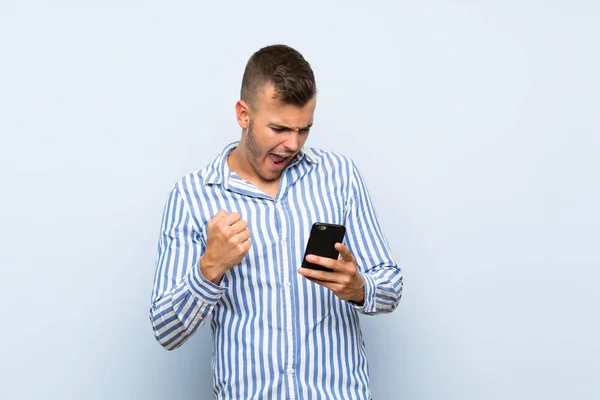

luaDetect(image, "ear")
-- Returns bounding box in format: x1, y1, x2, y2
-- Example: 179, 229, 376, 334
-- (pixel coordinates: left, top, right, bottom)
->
235, 100, 250, 129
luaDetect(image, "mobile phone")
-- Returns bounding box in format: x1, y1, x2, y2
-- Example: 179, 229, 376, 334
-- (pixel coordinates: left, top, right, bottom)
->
301, 222, 347, 272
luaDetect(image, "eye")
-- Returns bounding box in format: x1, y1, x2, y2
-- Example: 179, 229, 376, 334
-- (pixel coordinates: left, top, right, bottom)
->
272, 127, 285, 133
299, 128, 311, 134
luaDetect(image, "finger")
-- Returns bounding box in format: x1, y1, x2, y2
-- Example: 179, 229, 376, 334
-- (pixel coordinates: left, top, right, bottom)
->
211, 209, 229, 223
241, 238, 252, 253
229, 220, 248, 234
220, 212, 241, 226
302, 276, 346, 295
335, 243, 354, 262
236, 228, 251, 243
302, 275, 336, 290
298, 266, 339, 283
305, 254, 339, 271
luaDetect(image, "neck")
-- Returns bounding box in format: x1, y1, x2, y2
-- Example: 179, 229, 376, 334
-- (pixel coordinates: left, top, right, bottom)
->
227, 143, 251, 179
227, 142, 281, 198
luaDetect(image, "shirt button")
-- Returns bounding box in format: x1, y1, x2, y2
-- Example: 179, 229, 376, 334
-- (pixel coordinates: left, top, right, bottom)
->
284, 281, 291, 288
287, 368, 294, 375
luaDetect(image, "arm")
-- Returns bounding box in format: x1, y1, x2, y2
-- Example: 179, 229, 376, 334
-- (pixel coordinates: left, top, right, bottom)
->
344, 161, 403, 315
149, 186, 226, 350
298, 161, 403, 315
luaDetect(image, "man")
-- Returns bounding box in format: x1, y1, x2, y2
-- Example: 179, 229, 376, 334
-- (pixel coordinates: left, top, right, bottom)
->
150, 44, 403, 399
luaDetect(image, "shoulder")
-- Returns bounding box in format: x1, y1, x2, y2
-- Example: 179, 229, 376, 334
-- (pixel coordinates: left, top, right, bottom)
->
171, 165, 216, 199
305, 146, 356, 171
172, 144, 229, 194
171, 142, 234, 194
306, 147, 372, 194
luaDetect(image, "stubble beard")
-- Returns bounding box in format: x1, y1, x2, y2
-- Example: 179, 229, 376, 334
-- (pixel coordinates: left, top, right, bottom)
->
245, 119, 279, 182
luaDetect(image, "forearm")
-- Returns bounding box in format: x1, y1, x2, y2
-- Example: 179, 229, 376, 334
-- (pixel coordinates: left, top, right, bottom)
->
150, 265, 225, 350
344, 161, 403, 315
353, 264, 403, 315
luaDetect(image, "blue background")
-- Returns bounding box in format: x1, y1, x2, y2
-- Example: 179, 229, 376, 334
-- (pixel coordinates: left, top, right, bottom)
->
1, 1, 598, 399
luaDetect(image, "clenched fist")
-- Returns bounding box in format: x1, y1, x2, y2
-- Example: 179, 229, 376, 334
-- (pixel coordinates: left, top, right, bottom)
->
200, 210, 252, 285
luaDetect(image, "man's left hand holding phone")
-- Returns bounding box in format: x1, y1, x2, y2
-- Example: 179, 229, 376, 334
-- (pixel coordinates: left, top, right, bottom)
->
298, 224, 365, 306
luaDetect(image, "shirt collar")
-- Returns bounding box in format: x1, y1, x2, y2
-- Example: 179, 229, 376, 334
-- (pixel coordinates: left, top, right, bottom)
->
203, 141, 319, 186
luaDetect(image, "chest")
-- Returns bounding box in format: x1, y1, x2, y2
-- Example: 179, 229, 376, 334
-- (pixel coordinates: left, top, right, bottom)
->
199, 174, 348, 274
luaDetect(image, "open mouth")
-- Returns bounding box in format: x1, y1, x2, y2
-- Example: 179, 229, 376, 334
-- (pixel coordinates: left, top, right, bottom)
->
269, 153, 290, 168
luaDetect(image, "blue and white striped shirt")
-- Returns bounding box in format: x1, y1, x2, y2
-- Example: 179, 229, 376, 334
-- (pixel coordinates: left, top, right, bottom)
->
150, 142, 403, 399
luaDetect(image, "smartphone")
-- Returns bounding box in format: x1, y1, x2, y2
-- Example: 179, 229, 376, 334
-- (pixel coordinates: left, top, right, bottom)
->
301, 222, 347, 272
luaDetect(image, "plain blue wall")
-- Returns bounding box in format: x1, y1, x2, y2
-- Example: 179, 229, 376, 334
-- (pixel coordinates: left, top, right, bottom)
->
1, 1, 598, 399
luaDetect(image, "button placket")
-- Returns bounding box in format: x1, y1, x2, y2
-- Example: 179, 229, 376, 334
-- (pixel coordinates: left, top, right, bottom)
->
276, 202, 296, 398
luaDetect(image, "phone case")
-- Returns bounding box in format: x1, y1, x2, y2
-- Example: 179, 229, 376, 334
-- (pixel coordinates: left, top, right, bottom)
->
301, 222, 347, 272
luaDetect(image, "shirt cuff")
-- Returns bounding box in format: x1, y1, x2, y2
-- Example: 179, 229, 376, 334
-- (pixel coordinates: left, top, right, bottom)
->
348, 271, 376, 313
186, 264, 227, 305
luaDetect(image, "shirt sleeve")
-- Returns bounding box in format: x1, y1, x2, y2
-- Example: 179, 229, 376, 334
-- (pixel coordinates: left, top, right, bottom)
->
344, 161, 403, 315
149, 185, 227, 350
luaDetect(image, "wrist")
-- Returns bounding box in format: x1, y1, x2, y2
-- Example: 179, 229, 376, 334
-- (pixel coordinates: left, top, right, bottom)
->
200, 256, 225, 285
351, 275, 365, 305
352, 290, 365, 306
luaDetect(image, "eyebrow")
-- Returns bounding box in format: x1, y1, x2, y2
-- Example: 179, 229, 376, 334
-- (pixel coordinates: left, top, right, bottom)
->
269, 122, 313, 130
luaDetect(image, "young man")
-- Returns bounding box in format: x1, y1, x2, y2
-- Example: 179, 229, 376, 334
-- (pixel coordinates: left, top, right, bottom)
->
150, 44, 403, 399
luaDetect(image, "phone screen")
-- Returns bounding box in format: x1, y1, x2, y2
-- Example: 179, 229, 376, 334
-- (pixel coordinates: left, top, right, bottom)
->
301, 222, 346, 272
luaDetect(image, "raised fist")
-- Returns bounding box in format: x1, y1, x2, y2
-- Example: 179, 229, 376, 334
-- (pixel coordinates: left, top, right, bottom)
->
199, 210, 251, 284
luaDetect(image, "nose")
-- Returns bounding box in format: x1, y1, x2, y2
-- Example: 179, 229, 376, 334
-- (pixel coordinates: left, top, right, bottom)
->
284, 132, 300, 152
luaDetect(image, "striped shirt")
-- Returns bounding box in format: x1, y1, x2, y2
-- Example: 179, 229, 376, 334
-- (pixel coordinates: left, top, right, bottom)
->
150, 142, 403, 399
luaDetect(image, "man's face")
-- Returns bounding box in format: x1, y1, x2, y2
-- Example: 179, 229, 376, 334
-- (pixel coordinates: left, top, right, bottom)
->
242, 84, 316, 183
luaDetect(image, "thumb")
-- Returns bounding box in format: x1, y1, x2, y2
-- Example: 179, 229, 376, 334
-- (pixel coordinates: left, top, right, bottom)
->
212, 209, 229, 220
